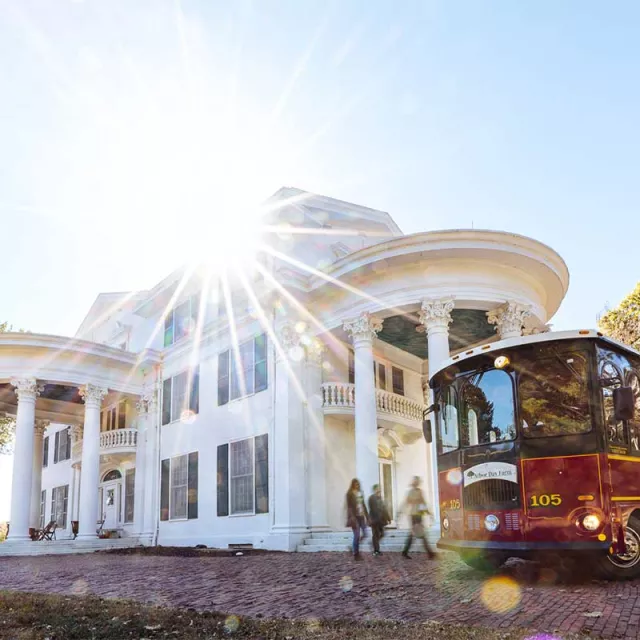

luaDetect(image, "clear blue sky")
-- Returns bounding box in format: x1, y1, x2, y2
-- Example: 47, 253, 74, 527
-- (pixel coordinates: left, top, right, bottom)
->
1, 0, 639, 340
2, 1, 640, 518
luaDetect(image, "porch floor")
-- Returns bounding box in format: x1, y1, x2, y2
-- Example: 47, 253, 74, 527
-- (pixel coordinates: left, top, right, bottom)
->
297, 528, 439, 552
0, 537, 144, 556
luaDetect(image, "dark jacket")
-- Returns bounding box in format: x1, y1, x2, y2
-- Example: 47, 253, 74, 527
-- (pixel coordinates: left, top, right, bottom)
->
368, 493, 390, 526
345, 490, 369, 528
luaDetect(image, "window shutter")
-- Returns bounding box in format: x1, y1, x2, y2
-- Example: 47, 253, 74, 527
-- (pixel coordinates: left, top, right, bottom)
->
379, 363, 387, 390
189, 367, 200, 415
218, 351, 230, 406
62, 485, 69, 528
125, 469, 135, 523
64, 427, 71, 460
217, 444, 229, 516
348, 350, 355, 385
392, 366, 405, 396
43, 436, 49, 468
254, 334, 268, 393
254, 434, 269, 514
162, 378, 172, 425
54, 431, 60, 464
188, 452, 198, 519
160, 459, 170, 521
164, 311, 174, 347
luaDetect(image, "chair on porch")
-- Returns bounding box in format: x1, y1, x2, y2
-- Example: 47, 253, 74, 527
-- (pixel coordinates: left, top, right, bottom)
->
36, 520, 57, 541
96, 518, 106, 536
71, 521, 78, 539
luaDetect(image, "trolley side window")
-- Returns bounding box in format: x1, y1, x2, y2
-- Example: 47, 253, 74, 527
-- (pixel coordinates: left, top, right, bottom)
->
438, 385, 459, 454
520, 351, 591, 438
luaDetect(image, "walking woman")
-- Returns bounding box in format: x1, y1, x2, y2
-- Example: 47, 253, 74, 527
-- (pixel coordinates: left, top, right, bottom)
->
368, 484, 391, 556
401, 476, 436, 559
345, 478, 369, 560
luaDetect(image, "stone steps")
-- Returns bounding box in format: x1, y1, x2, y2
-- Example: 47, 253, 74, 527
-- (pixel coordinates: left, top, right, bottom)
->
296, 529, 439, 553
0, 537, 143, 556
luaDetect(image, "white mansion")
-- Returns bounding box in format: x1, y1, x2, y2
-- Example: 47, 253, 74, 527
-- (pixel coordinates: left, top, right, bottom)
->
1, 187, 569, 552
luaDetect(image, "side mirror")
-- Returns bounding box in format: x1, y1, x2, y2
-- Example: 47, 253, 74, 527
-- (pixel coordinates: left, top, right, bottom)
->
422, 419, 433, 444
614, 386, 635, 421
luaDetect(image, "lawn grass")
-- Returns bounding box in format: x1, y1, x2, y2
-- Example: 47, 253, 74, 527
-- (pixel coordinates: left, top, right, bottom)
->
0, 590, 579, 640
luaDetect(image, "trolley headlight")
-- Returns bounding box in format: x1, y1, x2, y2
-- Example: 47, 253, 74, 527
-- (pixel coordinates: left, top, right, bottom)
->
484, 514, 500, 532
442, 516, 450, 531
581, 514, 601, 531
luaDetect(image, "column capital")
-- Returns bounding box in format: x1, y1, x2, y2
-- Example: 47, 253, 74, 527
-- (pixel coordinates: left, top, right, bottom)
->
305, 337, 326, 366
487, 301, 531, 339
136, 388, 157, 415
70, 424, 84, 443
343, 312, 383, 345
34, 420, 50, 437
10, 378, 43, 403
79, 384, 108, 407
419, 298, 455, 331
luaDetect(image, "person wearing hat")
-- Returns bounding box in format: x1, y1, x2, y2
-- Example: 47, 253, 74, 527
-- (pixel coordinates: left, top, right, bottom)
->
368, 484, 390, 556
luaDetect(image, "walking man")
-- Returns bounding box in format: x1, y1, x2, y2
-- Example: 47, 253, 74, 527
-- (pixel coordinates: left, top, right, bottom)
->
401, 476, 436, 559
368, 484, 390, 556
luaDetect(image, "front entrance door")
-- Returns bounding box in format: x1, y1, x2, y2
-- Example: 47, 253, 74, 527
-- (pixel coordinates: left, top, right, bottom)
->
379, 460, 395, 523
101, 481, 120, 530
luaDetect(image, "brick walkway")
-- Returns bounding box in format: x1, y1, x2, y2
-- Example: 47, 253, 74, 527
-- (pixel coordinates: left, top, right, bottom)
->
1, 551, 639, 638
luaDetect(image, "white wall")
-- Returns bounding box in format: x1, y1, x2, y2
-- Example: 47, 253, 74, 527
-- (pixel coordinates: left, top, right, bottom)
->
324, 417, 354, 530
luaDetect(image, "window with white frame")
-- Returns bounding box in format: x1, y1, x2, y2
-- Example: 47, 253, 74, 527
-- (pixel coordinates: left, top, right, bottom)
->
230, 438, 254, 514
164, 294, 200, 347
51, 485, 69, 528
54, 428, 71, 463
124, 469, 135, 523
162, 368, 199, 425
39, 490, 46, 529
101, 400, 127, 432
217, 435, 268, 516
169, 454, 189, 520
218, 334, 268, 405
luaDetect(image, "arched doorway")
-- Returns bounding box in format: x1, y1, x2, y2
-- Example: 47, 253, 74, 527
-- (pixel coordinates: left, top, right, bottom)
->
99, 469, 122, 530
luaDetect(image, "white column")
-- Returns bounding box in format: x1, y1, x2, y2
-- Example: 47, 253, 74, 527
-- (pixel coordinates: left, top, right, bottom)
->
70, 426, 83, 524
271, 324, 308, 548
135, 388, 156, 539
8, 378, 41, 541
420, 298, 455, 529
77, 384, 107, 539
142, 385, 159, 542
304, 338, 329, 530
343, 312, 382, 498
29, 420, 49, 528
487, 301, 531, 340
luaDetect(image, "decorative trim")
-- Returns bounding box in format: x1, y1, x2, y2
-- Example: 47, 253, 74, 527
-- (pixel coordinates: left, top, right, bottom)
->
343, 312, 383, 344
10, 377, 42, 403
34, 420, 50, 437
70, 425, 84, 443
79, 384, 108, 406
419, 298, 455, 331
136, 388, 157, 415
487, 301, 531, 339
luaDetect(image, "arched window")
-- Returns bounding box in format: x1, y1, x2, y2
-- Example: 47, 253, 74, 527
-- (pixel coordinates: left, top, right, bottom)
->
102, 469, 122, 482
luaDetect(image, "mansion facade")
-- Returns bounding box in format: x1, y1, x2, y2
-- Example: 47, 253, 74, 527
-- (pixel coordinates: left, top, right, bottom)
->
1, 187, 569, 552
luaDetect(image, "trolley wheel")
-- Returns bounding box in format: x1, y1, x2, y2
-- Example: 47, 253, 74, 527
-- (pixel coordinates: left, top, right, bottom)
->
596, 516, 640, 580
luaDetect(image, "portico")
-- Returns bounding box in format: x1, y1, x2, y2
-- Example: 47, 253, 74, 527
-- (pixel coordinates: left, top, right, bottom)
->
0, 333, 161, 547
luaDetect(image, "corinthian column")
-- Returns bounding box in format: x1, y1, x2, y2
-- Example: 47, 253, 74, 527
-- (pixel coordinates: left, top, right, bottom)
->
419, 298, 455, 530
487, 301, 531, 340
30, 420, 49, 528
136, 387, 157, 540
8, 378, 41, 540
343, 312, 383, 497
77, 384, 107, 539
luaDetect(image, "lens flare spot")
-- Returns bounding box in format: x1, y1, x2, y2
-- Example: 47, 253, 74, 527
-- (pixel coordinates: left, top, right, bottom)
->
300, 334, 312, 347
180, 410, 196, 424
288, 345, 305, 362
322, 360, 333, 372
446, 469, 463, 486
295, 321, 307, 334
224, 615, 240, 633
316, 258, 332, 271
480, 576, 521, 614
70, 578, 88, 595
339, 575, 353, 592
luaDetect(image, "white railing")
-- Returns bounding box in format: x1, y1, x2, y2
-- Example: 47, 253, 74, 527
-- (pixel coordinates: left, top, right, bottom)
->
321, 382, 355, 408
321, 382, 426, 423
100, 428, 138, 450
375, 389, 425, 422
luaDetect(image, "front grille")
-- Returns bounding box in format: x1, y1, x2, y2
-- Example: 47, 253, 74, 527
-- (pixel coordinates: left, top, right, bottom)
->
463, 479, 520, 509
